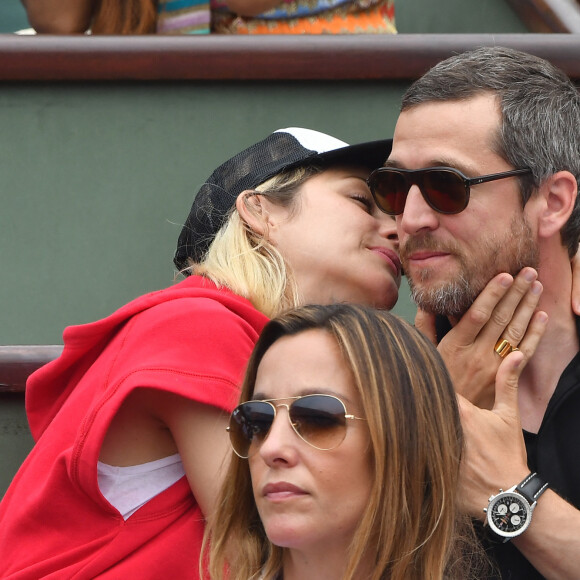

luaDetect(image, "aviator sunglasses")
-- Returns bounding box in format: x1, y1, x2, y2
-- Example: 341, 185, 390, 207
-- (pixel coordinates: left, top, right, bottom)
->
227, 394, 365, 458
367, 166, 532, 216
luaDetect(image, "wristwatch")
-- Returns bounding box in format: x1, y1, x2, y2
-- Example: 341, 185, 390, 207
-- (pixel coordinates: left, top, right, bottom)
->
484, 472, 549, 542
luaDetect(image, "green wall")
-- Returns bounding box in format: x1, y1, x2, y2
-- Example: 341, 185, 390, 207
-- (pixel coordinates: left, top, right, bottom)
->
1, 80, 417, 346
397, 0, 525, 33
0, 2, 28, 32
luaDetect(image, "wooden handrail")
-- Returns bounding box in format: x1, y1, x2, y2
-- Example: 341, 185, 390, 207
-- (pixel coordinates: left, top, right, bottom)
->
0, 34, 580, 81
0, 346, 63, 393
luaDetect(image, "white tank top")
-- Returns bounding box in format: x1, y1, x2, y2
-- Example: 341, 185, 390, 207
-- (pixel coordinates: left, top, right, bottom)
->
97, 453, 186, 520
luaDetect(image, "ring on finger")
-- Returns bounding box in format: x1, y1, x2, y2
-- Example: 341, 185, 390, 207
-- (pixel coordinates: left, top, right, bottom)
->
494, 338, 520, 358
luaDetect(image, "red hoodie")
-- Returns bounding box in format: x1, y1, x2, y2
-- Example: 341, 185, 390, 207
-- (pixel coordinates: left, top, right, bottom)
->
0, 276, 268, 579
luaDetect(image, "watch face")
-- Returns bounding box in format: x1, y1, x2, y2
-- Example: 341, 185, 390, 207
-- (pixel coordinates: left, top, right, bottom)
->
487, 492, 531, 538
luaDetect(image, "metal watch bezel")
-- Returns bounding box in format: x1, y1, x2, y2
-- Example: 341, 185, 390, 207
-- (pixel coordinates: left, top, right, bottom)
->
485, 487, 533, 539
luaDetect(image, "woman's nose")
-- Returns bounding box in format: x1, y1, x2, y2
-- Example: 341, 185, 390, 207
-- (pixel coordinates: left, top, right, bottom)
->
257, 406, 300, 466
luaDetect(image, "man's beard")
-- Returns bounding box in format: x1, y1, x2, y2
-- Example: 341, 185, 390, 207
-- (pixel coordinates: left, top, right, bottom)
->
401, 214, 539, 318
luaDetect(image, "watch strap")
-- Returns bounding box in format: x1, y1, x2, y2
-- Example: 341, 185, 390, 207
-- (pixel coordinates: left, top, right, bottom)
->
516, 472, 549, 505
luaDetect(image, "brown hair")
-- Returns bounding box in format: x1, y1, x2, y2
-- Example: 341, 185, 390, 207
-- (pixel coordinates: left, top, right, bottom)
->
206, 304, 487, 580
91, 0, 157, 34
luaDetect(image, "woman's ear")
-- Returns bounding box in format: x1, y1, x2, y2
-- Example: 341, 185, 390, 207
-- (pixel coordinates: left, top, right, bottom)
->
537, 171, 577, 239
235, 190, 270, 237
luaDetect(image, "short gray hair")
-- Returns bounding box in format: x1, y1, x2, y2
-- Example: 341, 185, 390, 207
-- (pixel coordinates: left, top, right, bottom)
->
402, 46, 580, 257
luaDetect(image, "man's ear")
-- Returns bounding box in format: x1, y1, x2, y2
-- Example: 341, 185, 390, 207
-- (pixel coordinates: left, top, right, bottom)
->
235, 190, 271, 237
537, 171, 578, 239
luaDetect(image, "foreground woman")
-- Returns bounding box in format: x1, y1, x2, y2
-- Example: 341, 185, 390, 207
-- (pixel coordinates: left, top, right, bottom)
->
208, 303, 496, 579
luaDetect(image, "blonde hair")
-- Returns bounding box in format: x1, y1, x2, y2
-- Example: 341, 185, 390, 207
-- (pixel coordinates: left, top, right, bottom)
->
185, 165, 322, 318
206, 304, 487, 580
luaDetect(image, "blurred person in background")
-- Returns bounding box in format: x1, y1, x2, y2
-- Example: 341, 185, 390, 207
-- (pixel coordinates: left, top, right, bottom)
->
21, 0, 396, 34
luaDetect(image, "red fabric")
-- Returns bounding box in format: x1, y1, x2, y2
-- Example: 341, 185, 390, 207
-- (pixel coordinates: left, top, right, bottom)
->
0, 276, 268, 579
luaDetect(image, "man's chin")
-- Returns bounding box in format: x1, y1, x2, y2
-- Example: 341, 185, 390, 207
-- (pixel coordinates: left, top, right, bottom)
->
408, 278, 476, 319
405, 263, 454, 286
412, 298, 467, 318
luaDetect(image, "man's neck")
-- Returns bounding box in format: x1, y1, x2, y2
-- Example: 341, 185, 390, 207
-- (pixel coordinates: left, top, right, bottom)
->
518, 257, 578, 433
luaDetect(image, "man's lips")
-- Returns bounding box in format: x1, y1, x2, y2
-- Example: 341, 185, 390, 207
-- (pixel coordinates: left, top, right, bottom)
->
262, 482, 308, 501
370, 247, 402, 278
405, 250, 451, 262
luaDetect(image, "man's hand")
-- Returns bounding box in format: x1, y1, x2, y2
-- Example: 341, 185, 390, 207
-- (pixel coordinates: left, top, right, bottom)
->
457, 349, 530, 519
419, 267, 548, 408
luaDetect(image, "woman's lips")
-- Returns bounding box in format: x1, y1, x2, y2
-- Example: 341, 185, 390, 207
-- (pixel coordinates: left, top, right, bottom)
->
370, 247, 402, 278
262, 482, 308, 501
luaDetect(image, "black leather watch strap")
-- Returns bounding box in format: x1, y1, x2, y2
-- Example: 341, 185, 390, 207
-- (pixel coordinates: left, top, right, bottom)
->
516, 472, 549, 504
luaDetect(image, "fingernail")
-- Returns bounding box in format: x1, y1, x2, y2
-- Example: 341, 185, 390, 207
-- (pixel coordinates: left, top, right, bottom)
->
500, 274, 513, 288
537, 311, 548, 324
531, 281, 543, 295
524, 269, 537, 282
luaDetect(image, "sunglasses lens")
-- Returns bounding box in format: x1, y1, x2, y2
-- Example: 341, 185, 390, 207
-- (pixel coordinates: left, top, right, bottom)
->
289, 395, 347, 450
229, 401, 274, 458
422, 170, 468, 214
369, 170, 408, 215
370, 168, 470, 215
229, 395, 351, 457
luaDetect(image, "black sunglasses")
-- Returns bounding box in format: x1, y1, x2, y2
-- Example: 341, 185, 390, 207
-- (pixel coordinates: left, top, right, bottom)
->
227, 394, 365, 459
367, 166, 532, 216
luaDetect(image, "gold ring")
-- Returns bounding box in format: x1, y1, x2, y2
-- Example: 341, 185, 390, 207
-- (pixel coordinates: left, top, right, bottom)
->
494, 339, 519, 358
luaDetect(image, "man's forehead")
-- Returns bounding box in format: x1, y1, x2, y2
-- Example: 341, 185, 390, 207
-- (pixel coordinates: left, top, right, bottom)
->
389, 96, 502, 173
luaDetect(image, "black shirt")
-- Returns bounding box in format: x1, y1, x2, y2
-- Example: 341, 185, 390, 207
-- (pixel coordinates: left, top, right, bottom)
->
439, 316, 580, 579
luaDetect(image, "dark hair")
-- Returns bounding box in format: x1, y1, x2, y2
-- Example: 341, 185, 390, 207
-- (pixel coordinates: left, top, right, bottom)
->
402, 46, 580, 257
91, 0, 157, 33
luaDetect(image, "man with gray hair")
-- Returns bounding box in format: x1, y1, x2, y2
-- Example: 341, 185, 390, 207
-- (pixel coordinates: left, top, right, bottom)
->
369, 46, 580, 578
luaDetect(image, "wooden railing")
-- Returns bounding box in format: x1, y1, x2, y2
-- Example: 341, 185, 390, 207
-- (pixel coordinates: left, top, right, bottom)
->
0, 34, 579, 82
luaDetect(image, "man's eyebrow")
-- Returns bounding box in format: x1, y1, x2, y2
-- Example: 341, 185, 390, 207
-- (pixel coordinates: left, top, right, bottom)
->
383, 158, 478, 173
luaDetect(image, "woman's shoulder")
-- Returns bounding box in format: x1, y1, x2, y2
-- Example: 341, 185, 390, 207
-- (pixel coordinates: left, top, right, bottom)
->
130, 275, 268, 336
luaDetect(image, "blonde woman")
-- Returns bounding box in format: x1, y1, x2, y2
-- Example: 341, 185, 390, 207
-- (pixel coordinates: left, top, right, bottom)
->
208, 303, 495, 579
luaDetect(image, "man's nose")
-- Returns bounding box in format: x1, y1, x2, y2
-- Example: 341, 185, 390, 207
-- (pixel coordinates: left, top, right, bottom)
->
398, 185, 440, 236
